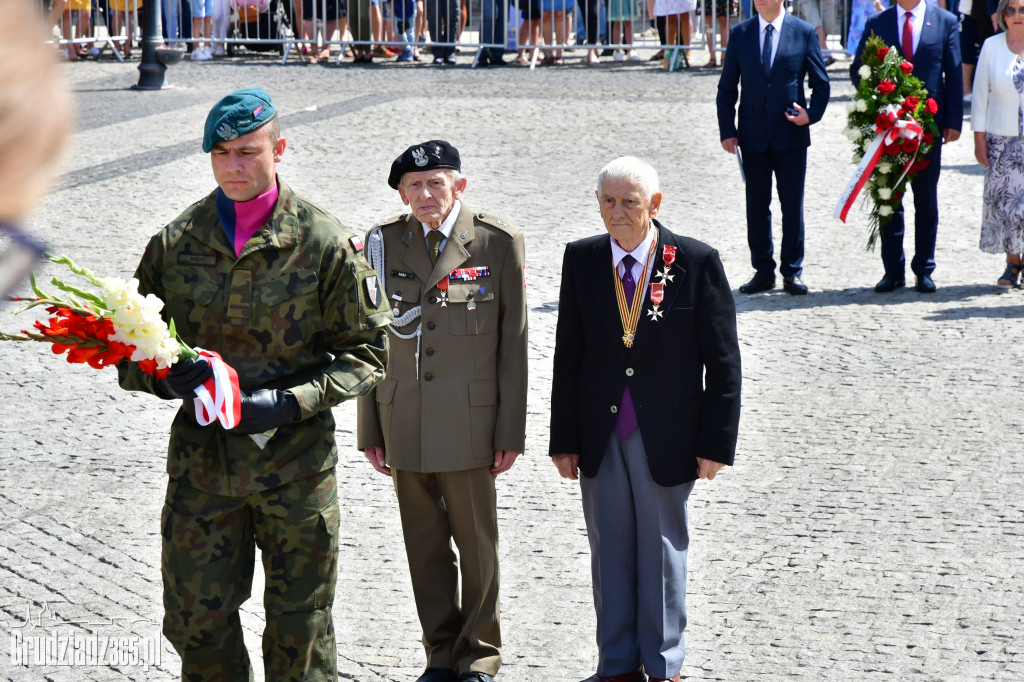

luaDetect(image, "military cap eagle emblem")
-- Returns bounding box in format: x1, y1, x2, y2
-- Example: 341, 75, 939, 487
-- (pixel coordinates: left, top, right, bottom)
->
216, 122, 239, 141
412, 147, 428, 167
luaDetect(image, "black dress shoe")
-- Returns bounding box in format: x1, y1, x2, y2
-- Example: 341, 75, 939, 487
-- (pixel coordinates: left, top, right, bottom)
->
416, 669, 458, 682
459, 673, 495, 682
915, 274, 937, 293
433, 56, 443, 64
444, 55, 457, 64
783, 275, 808, 295
874, 272, 906, 292
738, 272, 776, 294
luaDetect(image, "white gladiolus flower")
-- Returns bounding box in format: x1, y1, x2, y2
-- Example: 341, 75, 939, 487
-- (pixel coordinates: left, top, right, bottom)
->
849, 128, 862, 141
853, 153, 864, 162
846, 101, 857, 113
878, 188, 893, 200
863, 138, 873, 151
98, 277, 180, 368
856, 99, 869, 112
879, 205, 894, 216
859, 65, 871, 79
877, 163, 891, 174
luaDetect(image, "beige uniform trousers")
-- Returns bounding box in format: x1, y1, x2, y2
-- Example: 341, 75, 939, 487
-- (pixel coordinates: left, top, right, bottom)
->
392, 466, 501, 677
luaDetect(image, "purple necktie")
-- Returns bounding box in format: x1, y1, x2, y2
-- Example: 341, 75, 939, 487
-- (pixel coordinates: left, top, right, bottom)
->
614, 255, 639, 439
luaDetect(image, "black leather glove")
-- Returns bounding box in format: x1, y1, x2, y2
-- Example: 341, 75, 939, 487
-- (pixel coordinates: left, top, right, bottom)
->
158, 357, 213, 400
234, 389, 300, 434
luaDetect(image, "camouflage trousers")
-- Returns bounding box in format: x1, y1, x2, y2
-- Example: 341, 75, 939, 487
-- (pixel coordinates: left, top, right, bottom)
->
160, 469, 340, 682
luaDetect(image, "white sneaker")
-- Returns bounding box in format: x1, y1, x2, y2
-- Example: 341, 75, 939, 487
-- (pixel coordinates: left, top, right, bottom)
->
627, 49, 641, 61
191, 47, 212, 61
613, 49, 624, 62
212, 44, 226, 57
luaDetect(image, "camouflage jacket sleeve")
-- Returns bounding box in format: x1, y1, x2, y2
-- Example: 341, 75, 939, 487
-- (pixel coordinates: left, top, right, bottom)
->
288, 238, 392, 421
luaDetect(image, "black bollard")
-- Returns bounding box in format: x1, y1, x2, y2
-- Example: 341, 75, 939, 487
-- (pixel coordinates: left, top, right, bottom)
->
133, 0, 167, 90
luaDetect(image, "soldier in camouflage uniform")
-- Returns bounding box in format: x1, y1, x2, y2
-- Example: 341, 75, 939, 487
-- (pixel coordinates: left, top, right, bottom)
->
117, 88, 392, 681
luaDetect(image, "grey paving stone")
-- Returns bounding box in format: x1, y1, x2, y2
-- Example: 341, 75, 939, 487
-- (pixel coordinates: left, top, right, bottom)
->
0, 50, 1020, 681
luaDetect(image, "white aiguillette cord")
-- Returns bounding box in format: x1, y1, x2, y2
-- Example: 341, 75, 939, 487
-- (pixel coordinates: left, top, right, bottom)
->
367, 227, 424, 380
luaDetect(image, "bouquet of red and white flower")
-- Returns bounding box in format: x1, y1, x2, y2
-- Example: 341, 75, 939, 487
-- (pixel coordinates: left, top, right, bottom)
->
836, 33, 941, 249
2, 255, 254, 436
0, 254, 194, 375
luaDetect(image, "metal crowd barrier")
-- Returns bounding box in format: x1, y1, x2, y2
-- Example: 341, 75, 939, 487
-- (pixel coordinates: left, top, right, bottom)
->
47, 0, 138, 62
47, 0, 850, 68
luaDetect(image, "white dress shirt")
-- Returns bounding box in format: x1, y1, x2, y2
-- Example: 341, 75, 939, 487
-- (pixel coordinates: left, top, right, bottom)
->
896, 0, 927, 57
758, 11, 785, 68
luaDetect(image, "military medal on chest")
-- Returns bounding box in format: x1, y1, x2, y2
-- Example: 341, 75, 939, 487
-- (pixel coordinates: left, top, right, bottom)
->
615, 243, 657, 348
647, 245, 676, 322
437, 275, 449, 307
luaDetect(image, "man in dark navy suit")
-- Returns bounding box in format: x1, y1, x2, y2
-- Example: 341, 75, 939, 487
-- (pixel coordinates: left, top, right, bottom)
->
549, 157, 742, 682
851, 0, 963, 293
716, 0, 830, 296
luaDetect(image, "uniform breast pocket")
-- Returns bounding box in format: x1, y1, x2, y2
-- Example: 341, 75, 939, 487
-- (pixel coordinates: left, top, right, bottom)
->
447, 280, 496, 336
257, 268, 323, 348
385, 279, 422, 328
163, 272, 223, 330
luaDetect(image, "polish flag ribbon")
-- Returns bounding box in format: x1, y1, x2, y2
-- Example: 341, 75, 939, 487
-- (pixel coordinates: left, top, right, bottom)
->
192, 348, 242, 430
835, 107, 924, 223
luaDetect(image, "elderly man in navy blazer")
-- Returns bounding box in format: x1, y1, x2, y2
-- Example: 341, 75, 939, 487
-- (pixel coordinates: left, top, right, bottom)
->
549, 157, 742, 682
851, 0, 963, 293
716, 0, 830, 296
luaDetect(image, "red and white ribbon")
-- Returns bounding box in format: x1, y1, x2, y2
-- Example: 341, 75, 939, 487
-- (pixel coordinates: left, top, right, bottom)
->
835, 107, 925, 223
192, 348, 242, 429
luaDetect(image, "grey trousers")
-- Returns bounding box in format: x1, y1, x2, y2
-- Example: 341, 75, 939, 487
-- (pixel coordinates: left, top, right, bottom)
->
580, 430, 695, 679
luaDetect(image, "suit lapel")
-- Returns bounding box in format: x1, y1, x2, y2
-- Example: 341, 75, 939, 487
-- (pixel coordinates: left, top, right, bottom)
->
919, 5, 938, 54
628, 223, 686, 362
398, 215, 435, 284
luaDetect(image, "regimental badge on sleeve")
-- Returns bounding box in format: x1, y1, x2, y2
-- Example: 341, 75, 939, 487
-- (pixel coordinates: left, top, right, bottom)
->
364, 275, 382, 308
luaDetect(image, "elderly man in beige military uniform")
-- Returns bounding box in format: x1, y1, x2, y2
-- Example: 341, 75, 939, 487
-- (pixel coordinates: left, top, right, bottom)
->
357, 140, 528, 682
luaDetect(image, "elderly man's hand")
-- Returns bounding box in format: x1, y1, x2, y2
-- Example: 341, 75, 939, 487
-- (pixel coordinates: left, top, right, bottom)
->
363, 446, 391, 476
943, 128, 961, 144
696, 457, 726, 480
552, 453, 580, 480
492, 450, 519, 475
721, 138, 739, 154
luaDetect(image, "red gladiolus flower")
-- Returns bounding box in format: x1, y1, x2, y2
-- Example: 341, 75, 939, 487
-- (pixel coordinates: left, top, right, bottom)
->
899, 61, 913, 74
902, 138, 920, 153
885, 143, 902, 156
876, 80, 896, 95
877, 47, 889, 59
904, 96, 920, 110
910, 159, 931, 173
925, 98, 938, 114
923, 132, 935, 144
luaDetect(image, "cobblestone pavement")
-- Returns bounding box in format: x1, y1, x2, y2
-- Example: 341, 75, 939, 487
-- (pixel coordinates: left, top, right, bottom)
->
1, 49, 1022, 682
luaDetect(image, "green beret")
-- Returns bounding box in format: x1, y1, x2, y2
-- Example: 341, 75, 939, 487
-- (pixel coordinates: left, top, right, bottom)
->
202, 88, 276, 153
388, 140, 461, 189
